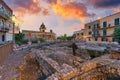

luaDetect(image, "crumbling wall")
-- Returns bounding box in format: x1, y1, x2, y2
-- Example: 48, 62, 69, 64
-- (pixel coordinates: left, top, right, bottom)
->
13, 52, 41, 80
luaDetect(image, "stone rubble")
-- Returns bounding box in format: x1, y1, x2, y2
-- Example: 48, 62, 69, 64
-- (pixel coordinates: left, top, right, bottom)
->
76, 41, 120, 52
0, 42, 120, 80
0, 49, 29, 80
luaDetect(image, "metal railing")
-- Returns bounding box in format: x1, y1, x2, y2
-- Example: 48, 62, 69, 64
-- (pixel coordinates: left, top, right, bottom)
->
0, 25, 9, 32
0, 11, 10, 19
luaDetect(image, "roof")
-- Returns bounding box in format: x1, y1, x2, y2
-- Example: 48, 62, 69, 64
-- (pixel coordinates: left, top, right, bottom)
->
22, 30, 56, 34
74, 29, 85, 34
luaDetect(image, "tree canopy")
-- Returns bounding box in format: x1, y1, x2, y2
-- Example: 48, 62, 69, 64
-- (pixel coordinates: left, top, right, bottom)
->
15, 32, 24, 45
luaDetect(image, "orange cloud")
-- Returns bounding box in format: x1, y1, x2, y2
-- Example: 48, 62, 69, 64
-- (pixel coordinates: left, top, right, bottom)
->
7, 0, 50, 26
112, 8, 120, 12
50, 0, 95, 23
6, 0, 43, 17
42, 8, 50, 16
14, 0, 41, 16
70, 27, 77, 31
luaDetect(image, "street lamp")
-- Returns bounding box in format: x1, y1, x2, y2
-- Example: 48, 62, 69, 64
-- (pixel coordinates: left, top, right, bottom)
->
12, 15, 16, 45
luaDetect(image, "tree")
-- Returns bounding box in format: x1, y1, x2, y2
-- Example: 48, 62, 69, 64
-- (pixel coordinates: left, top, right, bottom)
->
67, 36, 73, 41
61, 34, 67, 40
71, 43, 78, 56
39, 38, 45, 42
113, 27, 120, 44
15, 32, 24, 45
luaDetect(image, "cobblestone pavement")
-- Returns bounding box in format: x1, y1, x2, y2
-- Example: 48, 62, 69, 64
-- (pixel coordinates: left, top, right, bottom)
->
0, 49, 29, 80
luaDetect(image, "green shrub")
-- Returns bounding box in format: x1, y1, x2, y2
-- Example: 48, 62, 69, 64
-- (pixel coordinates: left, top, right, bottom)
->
87, 50, 108, 59
39, 38, 45, 42
16, 41, 22, 45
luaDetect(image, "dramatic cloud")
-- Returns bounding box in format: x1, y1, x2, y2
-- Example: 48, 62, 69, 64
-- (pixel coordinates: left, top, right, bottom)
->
112, 8, 120, 12
44, 0, 95, 23
87, 0, 120, 8
42, 8, 50, 16
5, 0, 42, 16
44, 0, 57, 4
5, 0, 51, 26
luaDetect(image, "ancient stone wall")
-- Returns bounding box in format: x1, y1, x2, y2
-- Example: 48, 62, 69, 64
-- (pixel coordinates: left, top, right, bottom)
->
0, 42, 13, 63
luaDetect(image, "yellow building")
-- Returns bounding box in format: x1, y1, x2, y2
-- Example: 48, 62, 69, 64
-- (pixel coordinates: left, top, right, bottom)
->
99, 12, 120, 42
84, 12, 120, 43
85, 20, 100, 42
22, 23, 56, 42
73, 29, 85, 40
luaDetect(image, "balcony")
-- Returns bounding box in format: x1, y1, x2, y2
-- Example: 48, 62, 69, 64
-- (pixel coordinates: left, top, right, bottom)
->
0, 25, 9, 32
92, 34, 100, 37
0, 11, 10, 20
98, 34, 113, 37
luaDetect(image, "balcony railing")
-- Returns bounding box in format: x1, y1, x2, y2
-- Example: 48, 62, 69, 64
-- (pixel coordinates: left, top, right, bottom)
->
0, 25, 9, 32
0, 11, 10, 19
93, 34, 100, 37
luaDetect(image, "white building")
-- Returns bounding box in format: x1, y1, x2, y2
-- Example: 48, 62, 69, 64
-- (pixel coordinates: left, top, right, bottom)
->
0, 0, 13, 42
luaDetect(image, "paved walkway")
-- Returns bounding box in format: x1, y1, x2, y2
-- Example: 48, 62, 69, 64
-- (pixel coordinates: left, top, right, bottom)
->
0, 49, 29, 80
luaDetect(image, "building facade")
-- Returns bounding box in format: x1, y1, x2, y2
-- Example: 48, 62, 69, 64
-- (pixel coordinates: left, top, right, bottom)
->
22, 23, 56, 42
84, 20, 100, 42
84, 12, 120, 43
73, 29, 85, 40
0, 0, 13, 42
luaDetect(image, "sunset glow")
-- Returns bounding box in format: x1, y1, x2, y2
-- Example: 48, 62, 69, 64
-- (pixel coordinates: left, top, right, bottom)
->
4, 0, 120, 36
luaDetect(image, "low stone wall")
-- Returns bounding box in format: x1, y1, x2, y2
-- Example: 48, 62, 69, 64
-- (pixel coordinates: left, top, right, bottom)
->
0, 42, 13, 63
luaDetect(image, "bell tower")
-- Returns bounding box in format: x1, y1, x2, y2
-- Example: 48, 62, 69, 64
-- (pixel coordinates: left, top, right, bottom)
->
39, 22, 46, 32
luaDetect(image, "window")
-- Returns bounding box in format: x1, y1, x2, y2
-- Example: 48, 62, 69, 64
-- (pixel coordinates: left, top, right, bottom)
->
103, 29, 107, 36
43, 30, 45, 32
114, 28, 118, 32
89, 38, 91, 41
0, 7, 4, 12
108, 24, 111, 27
9, 24, 10, 28
94, 24, 97, 29
94, 24, 99, 29
113, 38, 118, 42
94, 31, 99, 36
88, 26, 91, 29
88, 31, 92, 35
2, 35, 5, 41
81, 33, 84, 35
95, 38, 98, 41
97, 24, 99, 28
0, 20, 4, 26
0, 20, 2, 26
114, 18, 119, 26
112, 38, 115, 42
101, 38, 108, 41
103, 21, 107, 28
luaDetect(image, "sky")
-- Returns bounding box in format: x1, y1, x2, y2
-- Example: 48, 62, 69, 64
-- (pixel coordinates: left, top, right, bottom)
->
5, 0, 120, 36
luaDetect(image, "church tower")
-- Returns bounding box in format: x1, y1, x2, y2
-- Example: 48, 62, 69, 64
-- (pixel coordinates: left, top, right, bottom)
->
39, 22, 46, 32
